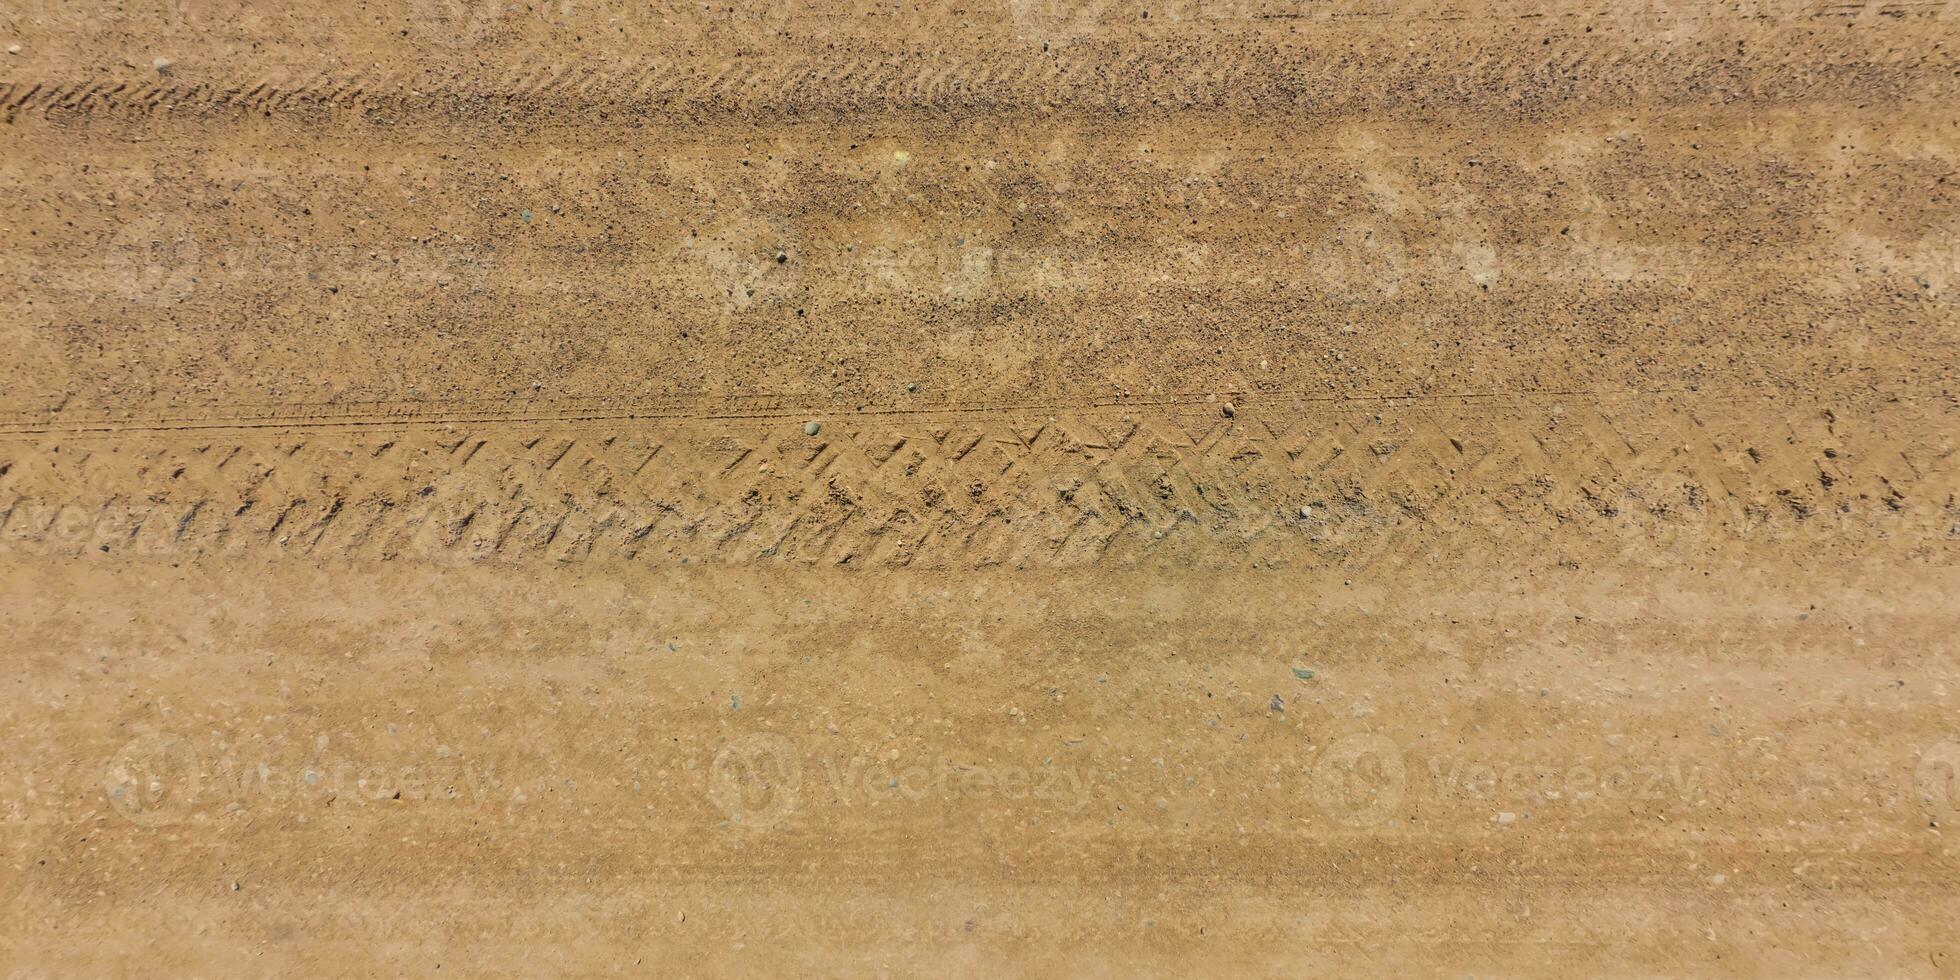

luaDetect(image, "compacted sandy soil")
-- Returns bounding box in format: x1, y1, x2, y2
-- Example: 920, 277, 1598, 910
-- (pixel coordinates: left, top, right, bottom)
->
3, 0, 1958, 975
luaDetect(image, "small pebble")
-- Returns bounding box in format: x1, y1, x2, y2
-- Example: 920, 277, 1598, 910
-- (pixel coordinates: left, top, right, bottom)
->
804, 420, 821, 436
6, 44, 21, 55
1292, 667, 1315, 681
152, 57, 173, 72
1221, 402, 1235, 418
1298, 505, 1312, 519
1269, 695, 1285, 712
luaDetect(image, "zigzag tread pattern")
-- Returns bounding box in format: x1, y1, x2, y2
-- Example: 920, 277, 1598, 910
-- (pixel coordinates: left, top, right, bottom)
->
0, 400, 1952, 566
1, 31, 1952, 123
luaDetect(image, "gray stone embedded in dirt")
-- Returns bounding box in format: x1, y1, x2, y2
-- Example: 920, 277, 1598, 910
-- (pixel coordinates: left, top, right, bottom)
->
152, 57, 173, 72
804, 421, 821, 436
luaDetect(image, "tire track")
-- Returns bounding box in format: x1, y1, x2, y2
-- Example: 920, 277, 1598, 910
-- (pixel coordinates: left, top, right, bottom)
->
2, 27, 1950, 125
0, 388, 1705, 437
0, 398, 1949, 565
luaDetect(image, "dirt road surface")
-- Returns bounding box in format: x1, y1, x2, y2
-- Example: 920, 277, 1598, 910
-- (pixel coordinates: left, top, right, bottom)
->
3, 0, 1959, 975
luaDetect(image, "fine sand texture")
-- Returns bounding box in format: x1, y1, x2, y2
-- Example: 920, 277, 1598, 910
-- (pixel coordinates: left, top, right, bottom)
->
3, 1, 1959, 975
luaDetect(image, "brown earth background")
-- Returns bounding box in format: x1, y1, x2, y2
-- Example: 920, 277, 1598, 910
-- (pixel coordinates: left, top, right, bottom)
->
3, 0, 1959, 975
